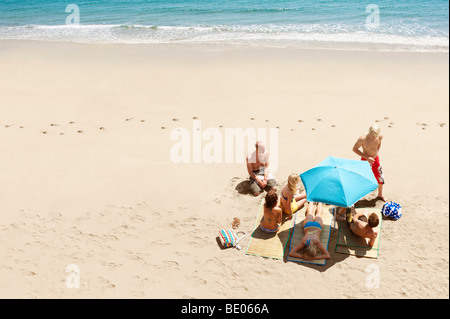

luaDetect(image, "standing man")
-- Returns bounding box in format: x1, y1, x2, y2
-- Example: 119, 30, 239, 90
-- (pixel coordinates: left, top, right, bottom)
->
246, 141, 277, 196
352, 125, 386, 201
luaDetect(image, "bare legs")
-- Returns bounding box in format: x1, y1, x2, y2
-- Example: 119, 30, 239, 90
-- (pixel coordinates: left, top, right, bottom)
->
377, 184, 387, 202
294, 192, 307, 209
303, 202, 323, 228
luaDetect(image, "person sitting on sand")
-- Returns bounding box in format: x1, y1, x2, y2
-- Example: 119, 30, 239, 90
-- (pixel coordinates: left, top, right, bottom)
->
260, 190, 283, 233
288, 202, 330, 260
352, 124, 386, 201
279, 173, 307, 220
246, 141, 277, 196
344, 207, 379, 247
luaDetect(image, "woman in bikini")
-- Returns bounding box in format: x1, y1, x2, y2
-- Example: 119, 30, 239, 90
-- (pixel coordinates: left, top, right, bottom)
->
279, 174, 307, 220
288, 202, 330, 260
260, 190, 283, 233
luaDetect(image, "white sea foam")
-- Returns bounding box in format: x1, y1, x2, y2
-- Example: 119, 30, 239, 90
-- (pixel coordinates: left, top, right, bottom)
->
0, 23, 447, 52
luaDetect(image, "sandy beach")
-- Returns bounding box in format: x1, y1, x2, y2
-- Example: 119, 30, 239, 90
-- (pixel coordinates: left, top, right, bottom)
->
0, 39, 448, 299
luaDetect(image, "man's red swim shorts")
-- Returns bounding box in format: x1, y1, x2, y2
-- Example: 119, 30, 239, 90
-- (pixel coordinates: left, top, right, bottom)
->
361, 156, 385, 184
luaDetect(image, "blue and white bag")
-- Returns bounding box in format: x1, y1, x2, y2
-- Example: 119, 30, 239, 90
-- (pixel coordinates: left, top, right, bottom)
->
381, 201, 402, 220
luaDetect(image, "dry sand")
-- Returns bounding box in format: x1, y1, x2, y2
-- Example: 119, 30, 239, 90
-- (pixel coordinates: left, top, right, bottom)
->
0, 40, 448, 298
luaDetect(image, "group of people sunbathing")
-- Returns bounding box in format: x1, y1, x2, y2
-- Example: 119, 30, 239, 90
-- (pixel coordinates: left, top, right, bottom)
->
246, 125, 384, 261
259, 176, 379, 261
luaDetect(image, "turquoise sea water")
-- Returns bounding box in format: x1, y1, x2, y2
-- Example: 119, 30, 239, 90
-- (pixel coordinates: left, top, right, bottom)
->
0, 0, 448, 51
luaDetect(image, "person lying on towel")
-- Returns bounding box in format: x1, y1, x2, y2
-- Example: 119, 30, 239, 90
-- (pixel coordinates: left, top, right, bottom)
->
288, 202, 330, 260
345, 207, 379, 247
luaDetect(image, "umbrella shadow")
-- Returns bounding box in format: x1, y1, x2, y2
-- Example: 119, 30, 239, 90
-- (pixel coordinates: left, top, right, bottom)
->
354, 197, 397, 222
354, 197, 384, 208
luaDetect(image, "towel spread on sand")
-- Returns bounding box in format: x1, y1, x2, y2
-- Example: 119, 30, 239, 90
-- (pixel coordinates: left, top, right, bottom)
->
335, 207, 382, 258
286, 205, 333, 266
245, 199, 295, 260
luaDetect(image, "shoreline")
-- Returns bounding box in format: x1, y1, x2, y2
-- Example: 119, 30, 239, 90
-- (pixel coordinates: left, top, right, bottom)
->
1, 38, 449, 54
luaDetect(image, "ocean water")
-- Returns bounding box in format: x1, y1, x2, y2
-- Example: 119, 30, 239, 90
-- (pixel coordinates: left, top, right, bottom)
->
0, 0, 448, 51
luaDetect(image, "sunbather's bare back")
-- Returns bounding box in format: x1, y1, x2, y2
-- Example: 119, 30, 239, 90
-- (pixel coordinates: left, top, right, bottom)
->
260, 206, 280, 230
350, 217, 378, 246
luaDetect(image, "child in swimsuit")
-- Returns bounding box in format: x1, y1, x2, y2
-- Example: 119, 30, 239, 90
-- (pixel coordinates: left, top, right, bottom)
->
279, 173, 307, 220
288, 202, 330, 260
260, 190, 283, 233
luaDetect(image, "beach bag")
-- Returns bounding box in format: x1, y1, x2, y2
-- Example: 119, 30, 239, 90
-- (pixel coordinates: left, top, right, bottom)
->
381, 201, 402, 220
218, 229, 246, 250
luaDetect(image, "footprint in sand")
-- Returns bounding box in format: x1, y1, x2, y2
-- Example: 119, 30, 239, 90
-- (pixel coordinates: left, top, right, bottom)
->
99, 127, 105, 131
50, 123, 59, 127
384, 117, 389, 120
133, 275, 149, 283
125, 118, 134, 121
375, 119, 381, 122
99, 261, 123, 270
219, 125, 224, 128
69, 121, 75, 124
140, 120, 145, 123
97, 277, 116, 289
77, 130, 84, 134
331, 124, 336, 128
163, 260, 180, 268
416, 122, 428, 130
438, 122, 446, 127
276, 126, 280, 129
68, 226, 83, 236
291, 128, 294, 131
317, 118, 323, 122
312, 128, 315, 131
22, 270, 37, 277
151, 239, 170, 246
250, 117, 255, 120
161, 126, 167, 130
172, 118, 179, 122
130, 214, 146, 223
126, 251, 146, 261
266, 119, 270, 122
0, 265, 13, 272
298, 120, 303, 123
193, 116, 198, 120
5, 124, 12, 128
20, 126, 24, 128
191, 276, 207, 285
41, 131, 48, 135
130, 291, 146, 298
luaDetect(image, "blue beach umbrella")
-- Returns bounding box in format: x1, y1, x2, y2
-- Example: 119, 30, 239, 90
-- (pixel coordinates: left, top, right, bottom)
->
300, 156, 378, 207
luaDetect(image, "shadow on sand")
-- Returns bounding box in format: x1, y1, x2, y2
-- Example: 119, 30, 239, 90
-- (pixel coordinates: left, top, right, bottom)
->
235, 180, 253, 195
